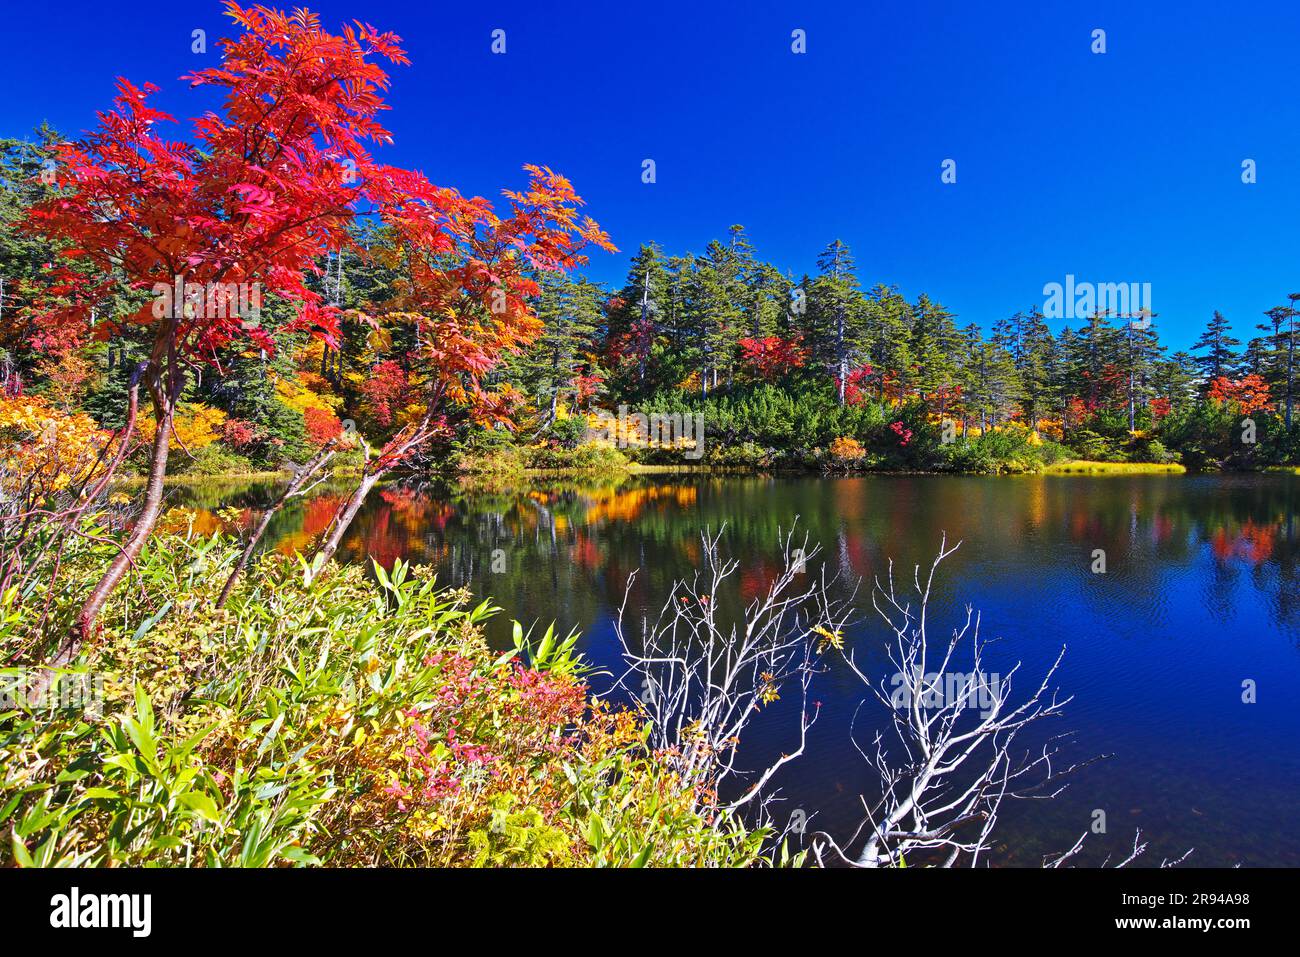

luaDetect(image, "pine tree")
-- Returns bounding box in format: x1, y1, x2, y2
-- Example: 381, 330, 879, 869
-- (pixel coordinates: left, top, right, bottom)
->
908, 293, 961, 406
1191, 311, 1241, 385
1121, 313, 1165, 431
862, 284, 913, 402
999, 308, 1057, 427
807, 240, 866, 403
514, 273, 604, 424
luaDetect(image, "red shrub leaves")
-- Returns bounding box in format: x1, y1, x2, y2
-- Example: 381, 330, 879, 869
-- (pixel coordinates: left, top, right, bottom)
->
738, 336, 807, 382
1207, 374, 1273, 414
303, 407, 344, 448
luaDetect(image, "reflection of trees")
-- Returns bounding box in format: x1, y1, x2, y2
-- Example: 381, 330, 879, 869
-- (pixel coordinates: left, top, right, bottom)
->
157, 471, 1300, 864
168, 472, 1300, 647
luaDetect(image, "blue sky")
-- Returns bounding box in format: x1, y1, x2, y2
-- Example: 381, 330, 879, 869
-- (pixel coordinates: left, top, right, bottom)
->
3, 0, 1299, 349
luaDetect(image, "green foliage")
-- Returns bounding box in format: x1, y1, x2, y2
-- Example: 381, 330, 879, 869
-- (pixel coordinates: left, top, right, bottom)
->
1158, 401, 1242, 468
941, 429, 1041, 475
467, 796, 571, 867
1067, 429, 1122, 462
173, 444, 256, 477
546, 415, 589, 450
523, 442, 628, 472
0, 530, 762, 868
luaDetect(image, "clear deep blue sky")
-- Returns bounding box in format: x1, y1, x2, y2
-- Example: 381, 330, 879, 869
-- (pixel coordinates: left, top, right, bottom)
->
3, 0, 1298, 349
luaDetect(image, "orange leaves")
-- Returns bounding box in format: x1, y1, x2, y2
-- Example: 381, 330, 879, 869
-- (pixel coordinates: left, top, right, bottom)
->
0, 395, 115, 492
829, 436, 867, 463
22, 1, 613, 469
304, 407, 345, 449
739, 336, 807, 382
22, 2, 429, 365
1207, 374, 1273, 414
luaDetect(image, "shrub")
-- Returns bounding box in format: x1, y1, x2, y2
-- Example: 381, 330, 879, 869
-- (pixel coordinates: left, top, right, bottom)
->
828, 435, 866, 465
0, 395, 114, 492
172, 443, 256, 476
0, 530, 764, 867
545, 415, 588, 450
1066, 429, 1119, 462
524, 442, 628, 472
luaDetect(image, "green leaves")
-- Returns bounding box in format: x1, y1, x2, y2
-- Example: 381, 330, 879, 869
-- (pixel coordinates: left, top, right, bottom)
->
509, 620, 586, 677
0, 529, 760, 869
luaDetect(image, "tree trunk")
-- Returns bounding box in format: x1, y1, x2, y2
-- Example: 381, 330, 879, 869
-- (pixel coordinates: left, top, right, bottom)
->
304, 414, 435, 584
76, 381, 176, 632
1287, 314, 1295, 428
36, 365, 179, 685
836, 309, 846, 405
215, 443, 336, 608
307, 471, 378, 582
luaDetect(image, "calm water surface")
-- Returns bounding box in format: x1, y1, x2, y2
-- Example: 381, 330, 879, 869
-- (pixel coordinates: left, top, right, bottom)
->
174, 472, 1300, 866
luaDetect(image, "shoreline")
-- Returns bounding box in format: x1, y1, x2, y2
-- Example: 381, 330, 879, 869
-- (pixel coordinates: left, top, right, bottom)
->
111, 459, 1299, 487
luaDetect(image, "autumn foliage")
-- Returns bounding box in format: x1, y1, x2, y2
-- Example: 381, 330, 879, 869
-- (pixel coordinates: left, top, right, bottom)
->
1207, 374, 1273, 414
10, 2, 613, 641
738, 335, 806, 382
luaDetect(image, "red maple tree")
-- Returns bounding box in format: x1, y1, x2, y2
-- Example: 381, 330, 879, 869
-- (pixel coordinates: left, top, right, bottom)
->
24, 3, 614, 646
738, 335, 807, 382
1207, 374, 1273, 414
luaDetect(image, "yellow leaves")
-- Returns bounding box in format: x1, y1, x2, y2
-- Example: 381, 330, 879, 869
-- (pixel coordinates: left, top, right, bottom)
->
829, 436, 866, 463
276, 371, 339, 416
141, 402, 227, 452
812, 624, 844, 653
758, 672, 780, 706
0, 395, 113, 492
367, 325, 393, 355
1024, 418, 1064, 441
34, 351, 98, 410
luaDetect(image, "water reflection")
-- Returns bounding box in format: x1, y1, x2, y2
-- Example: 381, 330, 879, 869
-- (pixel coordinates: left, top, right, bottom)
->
169, 472, 1300, 866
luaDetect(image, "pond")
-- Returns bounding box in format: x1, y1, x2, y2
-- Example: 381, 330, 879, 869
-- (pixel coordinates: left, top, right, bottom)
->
170, 471, 1300, 866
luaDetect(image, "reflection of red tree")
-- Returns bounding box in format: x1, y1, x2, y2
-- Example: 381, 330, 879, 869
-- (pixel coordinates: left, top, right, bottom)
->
1069, 511, 1098, 541
302, 495, 345, 539
354, 504, 408, 570
843, 534, 871, 578
1152, 514, 1174, 545
584, 485, 697, 525
1211, 529, 1234, 562
1209, 520, 1278, 565
739, 558, 784, 602
1242, 520, 1276, 564
569, 533, 601, 571
429, 503, 454, 532
381, 487, 436, 520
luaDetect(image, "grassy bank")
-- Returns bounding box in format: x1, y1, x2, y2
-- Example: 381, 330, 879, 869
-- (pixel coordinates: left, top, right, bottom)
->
0, 531, 763, 867
112, 464, 365, 487
1042, 460, 1187, 475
